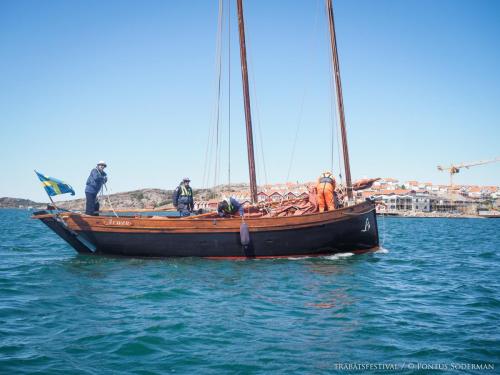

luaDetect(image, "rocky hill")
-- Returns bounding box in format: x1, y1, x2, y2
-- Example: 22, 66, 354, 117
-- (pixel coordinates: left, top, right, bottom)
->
0, 197, 44, 209
55, 184, 250, 211
1, 183, 251, 211
56, 188, 174, 210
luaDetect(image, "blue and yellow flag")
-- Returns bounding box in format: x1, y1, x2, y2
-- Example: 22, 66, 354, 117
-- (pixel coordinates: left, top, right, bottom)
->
35, 171, 75, 197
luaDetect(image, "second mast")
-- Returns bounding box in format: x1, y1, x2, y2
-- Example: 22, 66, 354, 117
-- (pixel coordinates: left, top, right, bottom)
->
236, 0, 258, 204
326, 0, 353, 200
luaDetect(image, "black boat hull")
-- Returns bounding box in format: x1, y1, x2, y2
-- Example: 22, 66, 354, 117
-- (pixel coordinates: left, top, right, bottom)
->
35, 204, 379, 258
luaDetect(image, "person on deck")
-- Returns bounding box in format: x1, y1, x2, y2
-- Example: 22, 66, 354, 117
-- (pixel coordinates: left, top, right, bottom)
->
85, 161, 108, 216
173, 177, 194, 216
316, 171, 336, 213
217, 197, 244, 217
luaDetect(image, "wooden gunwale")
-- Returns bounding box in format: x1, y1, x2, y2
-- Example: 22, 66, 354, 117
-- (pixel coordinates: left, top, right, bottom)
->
33, 201, 374, 234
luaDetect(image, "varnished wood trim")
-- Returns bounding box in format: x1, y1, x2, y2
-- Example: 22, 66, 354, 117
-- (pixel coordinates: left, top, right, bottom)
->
34, 201, 375, 234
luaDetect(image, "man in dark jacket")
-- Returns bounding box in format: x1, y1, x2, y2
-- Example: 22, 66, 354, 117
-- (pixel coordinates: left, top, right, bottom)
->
217, 197, 244, 217
85, 161, 108, 215
173, 177, 193, 216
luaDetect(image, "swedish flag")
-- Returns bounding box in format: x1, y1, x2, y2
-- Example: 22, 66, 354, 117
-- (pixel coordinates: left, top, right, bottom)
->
35, 171, 75, 197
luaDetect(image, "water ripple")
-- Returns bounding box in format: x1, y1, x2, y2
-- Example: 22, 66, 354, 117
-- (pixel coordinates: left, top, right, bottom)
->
0, 210, 499, 373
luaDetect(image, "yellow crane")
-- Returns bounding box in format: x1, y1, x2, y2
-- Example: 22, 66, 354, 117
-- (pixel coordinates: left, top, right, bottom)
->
437, 157, 500, 188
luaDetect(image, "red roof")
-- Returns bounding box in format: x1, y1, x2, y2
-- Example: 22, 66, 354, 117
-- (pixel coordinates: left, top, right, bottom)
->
375, 189, 414, 196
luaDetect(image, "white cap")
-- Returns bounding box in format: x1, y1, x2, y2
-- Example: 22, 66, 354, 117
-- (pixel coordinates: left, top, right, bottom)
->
97, 160, 107, 166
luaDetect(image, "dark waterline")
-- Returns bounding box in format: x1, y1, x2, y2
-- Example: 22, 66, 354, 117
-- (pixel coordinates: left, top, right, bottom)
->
0, 209, 498, 374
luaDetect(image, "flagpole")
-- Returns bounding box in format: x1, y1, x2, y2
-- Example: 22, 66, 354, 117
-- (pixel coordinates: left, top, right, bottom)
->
43, 187, 59, 210
34, 170, 58, 210
47, 195, 58, 210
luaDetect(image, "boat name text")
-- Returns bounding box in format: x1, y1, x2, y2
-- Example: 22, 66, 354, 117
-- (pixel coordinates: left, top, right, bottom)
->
104, 219, 133, 226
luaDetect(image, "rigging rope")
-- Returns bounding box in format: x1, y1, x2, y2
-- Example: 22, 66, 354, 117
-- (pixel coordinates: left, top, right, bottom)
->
245, 18, 268, 187
285, 89, 307, 183
202, 0, 225, 192
285, 0, 322, 183
330, 66, 342, 182
213, 0, 224, 191
249, 52, 268, 187
381, 209, 386, 247
102, 185, 118, 217
324, 1, 343, 184
227, 0, 231, 189
202, 107, 214, 189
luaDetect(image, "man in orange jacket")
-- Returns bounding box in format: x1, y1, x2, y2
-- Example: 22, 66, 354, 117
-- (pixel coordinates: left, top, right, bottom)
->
316, 171, 336, 212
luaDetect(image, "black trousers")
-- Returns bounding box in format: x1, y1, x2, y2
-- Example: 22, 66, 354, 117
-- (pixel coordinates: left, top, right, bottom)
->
177, 203, 191, 217
85, 192, 99, 215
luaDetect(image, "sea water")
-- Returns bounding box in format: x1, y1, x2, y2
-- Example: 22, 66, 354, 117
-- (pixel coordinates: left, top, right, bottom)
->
0, 209, 498, 374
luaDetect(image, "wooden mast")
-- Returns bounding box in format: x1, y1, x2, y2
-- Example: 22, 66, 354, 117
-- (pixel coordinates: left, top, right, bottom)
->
326, 0, 353, 200
236, 0, 258, 204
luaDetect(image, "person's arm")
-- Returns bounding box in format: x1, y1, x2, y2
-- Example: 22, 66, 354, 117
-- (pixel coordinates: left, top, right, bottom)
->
188, 188, 194, 211
92, 169, 107, 184
172, 187, 179, 207
90, 169, 100, 183
86, 170, 95, 187
231, 198, 244, 216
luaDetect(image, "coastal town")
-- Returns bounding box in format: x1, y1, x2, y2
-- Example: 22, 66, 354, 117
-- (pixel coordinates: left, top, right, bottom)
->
196, 178, 500, 218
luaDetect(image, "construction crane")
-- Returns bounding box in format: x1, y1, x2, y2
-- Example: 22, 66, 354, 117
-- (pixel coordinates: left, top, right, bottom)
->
437, 157, 500, 188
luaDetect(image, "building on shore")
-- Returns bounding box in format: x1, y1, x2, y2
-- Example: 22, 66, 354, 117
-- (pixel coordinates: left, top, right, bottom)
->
370, 191, 432, 213
369, 190, 478, 215
194, 179, 498, 215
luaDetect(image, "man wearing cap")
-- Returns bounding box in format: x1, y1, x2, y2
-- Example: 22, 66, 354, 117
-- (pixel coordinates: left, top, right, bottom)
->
85, 161, 108, 215
172, 177, 194, 217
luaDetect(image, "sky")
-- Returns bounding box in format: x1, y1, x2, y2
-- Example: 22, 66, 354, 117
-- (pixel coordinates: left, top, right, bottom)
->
1, 0, 499, 202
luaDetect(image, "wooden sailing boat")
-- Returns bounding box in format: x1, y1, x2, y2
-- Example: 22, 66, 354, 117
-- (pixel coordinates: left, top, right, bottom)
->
33, 0, 379, 258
